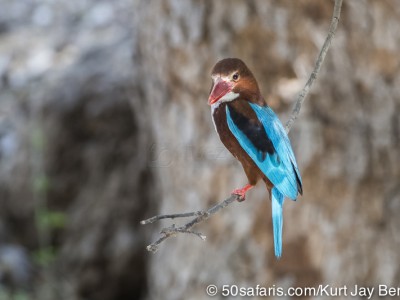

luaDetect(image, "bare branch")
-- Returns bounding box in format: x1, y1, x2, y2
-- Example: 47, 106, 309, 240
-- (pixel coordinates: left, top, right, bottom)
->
144, 194, 239, 253
141, 211, 207, 225
285, 0, 343, 133
142, 0, 343, 253
161, 225, 207, 241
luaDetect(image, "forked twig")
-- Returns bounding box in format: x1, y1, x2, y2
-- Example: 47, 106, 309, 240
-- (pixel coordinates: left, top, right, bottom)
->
143, 195, 239, 252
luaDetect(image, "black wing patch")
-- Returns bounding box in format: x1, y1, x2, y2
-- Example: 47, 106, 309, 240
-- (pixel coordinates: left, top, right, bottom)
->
227, 104, 275, 161
293, 162, 303, 195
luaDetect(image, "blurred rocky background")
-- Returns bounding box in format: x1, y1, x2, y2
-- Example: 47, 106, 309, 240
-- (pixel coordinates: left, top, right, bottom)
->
0, 0, 399, 299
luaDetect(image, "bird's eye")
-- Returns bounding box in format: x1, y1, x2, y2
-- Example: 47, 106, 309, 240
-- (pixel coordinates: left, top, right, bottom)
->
232, 73, 239, 81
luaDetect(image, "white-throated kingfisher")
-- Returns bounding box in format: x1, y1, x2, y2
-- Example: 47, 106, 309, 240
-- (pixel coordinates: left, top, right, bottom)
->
208, 58, 303, 258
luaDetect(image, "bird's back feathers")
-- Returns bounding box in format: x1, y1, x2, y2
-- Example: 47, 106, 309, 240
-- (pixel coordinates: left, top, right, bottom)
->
226, 101, 302, 258
249, 103, 303, 197
226, 102, 302, 200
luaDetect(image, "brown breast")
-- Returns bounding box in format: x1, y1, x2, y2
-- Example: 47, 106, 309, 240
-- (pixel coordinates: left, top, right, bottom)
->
211, 100, 267, 186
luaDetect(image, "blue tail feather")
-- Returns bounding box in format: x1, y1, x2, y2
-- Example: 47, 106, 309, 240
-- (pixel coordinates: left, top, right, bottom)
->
271, 187, 284, 258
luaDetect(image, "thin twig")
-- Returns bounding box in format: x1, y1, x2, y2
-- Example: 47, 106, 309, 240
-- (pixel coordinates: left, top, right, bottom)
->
142, 0, 343, 253
144, 194, 239, 253
141, 211, 207, 225
285, 0, 343, 133
161, 225, 207, 241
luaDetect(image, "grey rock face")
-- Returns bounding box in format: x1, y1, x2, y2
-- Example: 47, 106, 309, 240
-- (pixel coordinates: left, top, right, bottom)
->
135, 1, 400, 299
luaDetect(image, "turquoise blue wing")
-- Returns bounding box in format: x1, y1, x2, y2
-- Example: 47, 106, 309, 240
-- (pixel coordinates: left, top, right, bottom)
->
226, 103, 302, 200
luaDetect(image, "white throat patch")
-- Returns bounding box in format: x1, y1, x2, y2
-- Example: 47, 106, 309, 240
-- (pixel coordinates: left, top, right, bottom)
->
210, 91, 239, 113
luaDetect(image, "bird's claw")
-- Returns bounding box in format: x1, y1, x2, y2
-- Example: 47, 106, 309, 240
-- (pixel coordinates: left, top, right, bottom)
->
232, 184, 253, 202
232, 189, 247, 202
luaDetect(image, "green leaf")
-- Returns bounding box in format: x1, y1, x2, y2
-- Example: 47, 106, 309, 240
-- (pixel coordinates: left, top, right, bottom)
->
33, 246, 57, 267
38, 209, 67, 230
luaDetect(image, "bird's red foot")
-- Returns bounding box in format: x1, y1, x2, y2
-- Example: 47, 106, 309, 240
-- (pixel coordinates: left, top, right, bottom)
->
232, 184, 254, 202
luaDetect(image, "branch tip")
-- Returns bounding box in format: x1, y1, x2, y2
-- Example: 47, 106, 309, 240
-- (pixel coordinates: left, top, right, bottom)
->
285, 0, 343, 133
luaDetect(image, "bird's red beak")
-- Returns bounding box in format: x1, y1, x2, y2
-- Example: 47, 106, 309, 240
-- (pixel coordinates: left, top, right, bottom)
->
208, 78, 233, 105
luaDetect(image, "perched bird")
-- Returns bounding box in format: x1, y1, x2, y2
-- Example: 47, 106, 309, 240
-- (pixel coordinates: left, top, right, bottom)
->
208, 58, 302, 258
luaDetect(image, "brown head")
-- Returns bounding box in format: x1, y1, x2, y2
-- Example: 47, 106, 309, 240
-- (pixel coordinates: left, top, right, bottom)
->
208, 58, 262, 106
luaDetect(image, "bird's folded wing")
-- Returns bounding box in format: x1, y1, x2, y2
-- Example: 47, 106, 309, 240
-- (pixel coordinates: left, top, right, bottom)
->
226, 103, 302, 199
